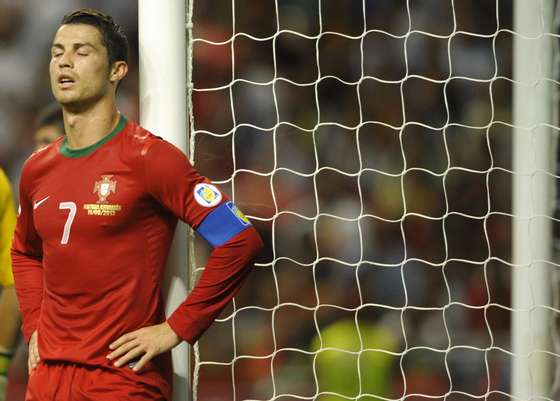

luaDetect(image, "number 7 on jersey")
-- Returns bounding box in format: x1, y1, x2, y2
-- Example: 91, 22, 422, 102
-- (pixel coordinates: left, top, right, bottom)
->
59, 202, 77, 245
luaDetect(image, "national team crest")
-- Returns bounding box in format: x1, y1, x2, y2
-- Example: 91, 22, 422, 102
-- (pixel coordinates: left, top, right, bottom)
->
93, 175, 117, 203
85, 175, 122, 216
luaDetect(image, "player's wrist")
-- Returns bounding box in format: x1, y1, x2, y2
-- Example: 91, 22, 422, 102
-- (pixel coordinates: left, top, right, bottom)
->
162, 322, 181, 348
165, 314, 191, 343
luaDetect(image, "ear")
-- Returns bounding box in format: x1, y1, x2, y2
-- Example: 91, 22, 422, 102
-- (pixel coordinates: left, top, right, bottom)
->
109, 61, 128, 87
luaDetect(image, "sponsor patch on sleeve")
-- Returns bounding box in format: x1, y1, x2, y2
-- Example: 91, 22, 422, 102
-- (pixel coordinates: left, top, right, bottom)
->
194, 183, 222, 207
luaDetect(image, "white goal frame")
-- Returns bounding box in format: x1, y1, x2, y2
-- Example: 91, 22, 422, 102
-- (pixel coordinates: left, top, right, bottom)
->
138, 1, 191, 401
512, 0, 558, 399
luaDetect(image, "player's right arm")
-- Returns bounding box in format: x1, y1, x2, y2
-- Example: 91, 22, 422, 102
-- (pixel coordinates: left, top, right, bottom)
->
10, 163, 44, 348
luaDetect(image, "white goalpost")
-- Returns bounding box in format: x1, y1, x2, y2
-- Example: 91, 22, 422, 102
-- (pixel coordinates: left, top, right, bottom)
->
138, 2, 190, 401
137, 0, 560, 400
512, 0, 557, 399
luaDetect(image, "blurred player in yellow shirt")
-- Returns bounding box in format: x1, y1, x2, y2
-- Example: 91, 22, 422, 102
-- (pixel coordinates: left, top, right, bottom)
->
0, 168, 18, 401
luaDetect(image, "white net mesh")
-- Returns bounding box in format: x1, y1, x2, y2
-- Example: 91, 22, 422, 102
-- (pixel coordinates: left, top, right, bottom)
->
187, 1, 560, 400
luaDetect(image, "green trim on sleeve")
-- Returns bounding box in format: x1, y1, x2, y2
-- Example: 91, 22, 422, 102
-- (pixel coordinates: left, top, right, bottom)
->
59, 115, 127, 158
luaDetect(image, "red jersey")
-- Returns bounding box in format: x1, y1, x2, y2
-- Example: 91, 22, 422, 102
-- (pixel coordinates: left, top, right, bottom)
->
11, 116, 262, 398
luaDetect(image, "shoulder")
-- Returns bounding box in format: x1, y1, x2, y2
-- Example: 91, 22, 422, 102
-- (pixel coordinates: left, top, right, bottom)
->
19, 138, 63, 190
121, 120, 189, 166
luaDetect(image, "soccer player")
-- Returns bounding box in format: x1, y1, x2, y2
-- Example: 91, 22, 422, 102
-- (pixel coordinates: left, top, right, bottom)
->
0, 168, 18, 401
11, 8, 263, 401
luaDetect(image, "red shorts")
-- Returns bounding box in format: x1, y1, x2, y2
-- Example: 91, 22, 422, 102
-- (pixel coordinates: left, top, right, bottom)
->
25, 361, 169, 401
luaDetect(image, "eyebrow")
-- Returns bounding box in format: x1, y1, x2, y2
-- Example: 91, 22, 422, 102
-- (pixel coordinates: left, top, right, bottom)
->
51, 42, 96, 51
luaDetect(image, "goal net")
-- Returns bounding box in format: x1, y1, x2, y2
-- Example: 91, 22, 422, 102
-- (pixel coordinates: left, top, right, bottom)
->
186, 0, 560, 400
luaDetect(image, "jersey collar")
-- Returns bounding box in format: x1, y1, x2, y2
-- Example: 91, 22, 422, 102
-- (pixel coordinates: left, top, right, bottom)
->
59, 114, 127, 159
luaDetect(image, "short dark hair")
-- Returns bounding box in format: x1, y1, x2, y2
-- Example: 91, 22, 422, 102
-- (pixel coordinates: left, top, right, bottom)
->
35, 103, 64, 132
61, 8, 128, 67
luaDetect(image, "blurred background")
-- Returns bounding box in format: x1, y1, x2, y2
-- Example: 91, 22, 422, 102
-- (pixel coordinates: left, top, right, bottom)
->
0, 1, 552, 401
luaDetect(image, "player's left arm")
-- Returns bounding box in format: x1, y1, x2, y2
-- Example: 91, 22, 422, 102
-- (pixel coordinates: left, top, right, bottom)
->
107, 138, 263, 372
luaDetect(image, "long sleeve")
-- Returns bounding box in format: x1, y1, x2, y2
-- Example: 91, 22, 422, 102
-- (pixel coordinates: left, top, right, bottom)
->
142, 138, 263, 343
167, 227, 262, 343
10, 166, 44, 343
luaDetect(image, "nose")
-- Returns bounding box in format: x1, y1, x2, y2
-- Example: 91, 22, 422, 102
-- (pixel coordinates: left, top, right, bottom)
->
58, 52, 73, 69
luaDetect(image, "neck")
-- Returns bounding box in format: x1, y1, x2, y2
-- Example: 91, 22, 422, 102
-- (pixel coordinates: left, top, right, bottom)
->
63, 98, 121, 149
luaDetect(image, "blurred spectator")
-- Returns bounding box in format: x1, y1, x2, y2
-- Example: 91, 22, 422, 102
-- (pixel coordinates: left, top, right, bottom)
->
310, 318, 399, 401
33, 103, 64, 151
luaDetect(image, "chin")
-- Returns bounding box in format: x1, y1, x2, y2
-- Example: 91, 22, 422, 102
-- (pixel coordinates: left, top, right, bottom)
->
53, 88, 107, 111
55, 92, 79, 105
55, 91, 88, 108
56, 95, 100, 114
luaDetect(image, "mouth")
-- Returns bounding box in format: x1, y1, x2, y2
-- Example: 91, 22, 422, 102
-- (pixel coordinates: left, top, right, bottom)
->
57, 75, 76, 89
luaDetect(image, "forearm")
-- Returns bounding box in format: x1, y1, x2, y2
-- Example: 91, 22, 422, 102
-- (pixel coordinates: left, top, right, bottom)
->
167, 227, 263, 344
11, 251, 43, 343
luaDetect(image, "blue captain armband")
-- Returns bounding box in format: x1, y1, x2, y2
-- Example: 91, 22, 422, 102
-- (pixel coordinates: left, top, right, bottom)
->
196, 201, 252, 247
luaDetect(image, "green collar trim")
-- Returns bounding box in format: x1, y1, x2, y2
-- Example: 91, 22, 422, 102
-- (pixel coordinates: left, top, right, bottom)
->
59, 115, 127, 158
